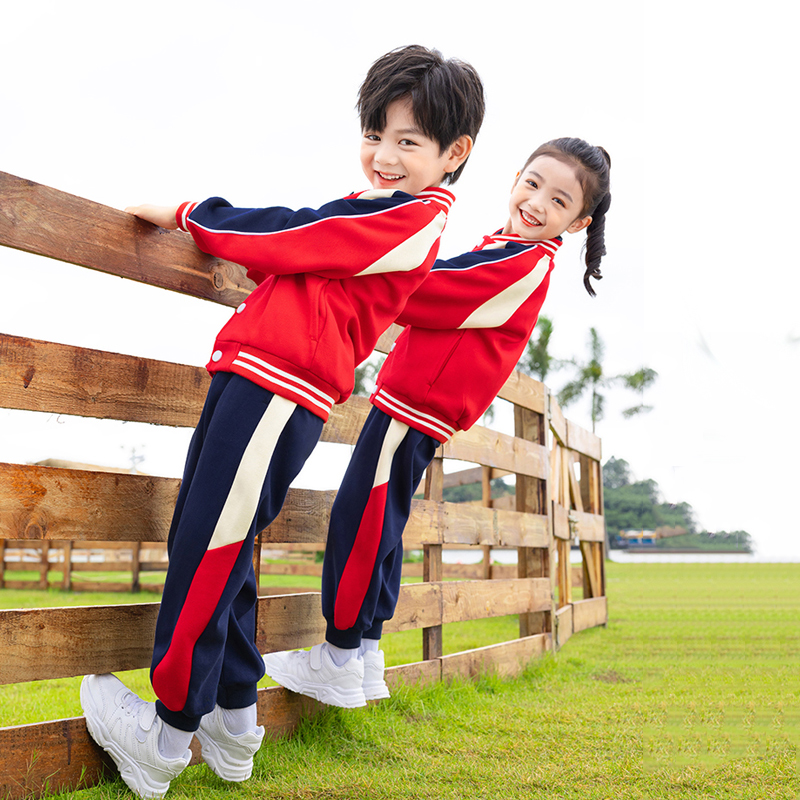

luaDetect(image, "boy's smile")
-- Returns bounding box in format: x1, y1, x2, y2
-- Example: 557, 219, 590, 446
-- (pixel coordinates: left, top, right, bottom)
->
361, 99, 464, 196
504, 155, 591, 241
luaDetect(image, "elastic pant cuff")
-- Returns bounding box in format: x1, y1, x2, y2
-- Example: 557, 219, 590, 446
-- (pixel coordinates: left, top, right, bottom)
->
155, 700, 201, 733
217, 682, 260, 711
325, 621, 363, 650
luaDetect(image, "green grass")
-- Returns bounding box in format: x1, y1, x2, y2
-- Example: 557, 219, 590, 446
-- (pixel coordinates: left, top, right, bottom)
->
1, 562, 797, 798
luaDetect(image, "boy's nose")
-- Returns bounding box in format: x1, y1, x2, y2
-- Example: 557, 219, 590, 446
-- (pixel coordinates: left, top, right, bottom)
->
375, 144, 399, 165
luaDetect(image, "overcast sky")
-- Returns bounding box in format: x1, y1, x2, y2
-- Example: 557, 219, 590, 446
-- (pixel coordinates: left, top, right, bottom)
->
2, 1, 798, 559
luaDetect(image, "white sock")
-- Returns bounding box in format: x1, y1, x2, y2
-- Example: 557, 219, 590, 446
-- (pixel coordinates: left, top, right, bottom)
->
158, 720, 193, 759
325, 641, 359, 667
359, 638, 381, 655
221, 703, 258, 736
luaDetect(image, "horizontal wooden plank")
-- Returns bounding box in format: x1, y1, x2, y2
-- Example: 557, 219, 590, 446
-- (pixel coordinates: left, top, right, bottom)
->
444, 426, 548, 480
572, 597, 607, 632
439, 633, 550, 682
0, 462, 179, 543
566, 419, 602, 462
441, 578, 550, 623
571, 510, 606, 543
0, 684, 314, 800
0, 333, 209, 427
2, 577, 552, 684
1, 464, 552, 550
555, 604, 574, 648
0, 334, 368, 446
441, 465, 512, 489
0, 603, 157, 684
496, 370, 546, 415
0, 171, 252, 308
384, 659, 441, 690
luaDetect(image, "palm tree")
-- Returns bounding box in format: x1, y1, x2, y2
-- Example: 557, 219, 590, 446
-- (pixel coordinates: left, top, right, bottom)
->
518, 316, 565, 382
558, 327, 657, 433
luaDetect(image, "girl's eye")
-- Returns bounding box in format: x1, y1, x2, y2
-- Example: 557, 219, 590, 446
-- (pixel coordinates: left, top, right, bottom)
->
554, 198, 565, 207
526, 180, 538, 189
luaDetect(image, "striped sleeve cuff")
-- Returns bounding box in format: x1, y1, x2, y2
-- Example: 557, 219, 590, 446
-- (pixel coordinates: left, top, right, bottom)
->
176, 201, 199, 232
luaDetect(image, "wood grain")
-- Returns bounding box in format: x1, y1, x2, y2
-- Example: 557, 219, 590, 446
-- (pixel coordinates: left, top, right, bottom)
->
0, 171, 252, 308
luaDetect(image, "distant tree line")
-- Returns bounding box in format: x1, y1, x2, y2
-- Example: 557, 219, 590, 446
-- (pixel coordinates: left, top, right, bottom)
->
603, 457, 753, 552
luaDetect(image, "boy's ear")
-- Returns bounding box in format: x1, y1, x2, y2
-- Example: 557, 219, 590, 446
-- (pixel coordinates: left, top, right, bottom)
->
567, 215, 592, 234
444, 135, 474, 174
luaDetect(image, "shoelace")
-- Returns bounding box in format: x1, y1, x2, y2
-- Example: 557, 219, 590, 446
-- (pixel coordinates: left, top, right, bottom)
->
119, 689, 148, 719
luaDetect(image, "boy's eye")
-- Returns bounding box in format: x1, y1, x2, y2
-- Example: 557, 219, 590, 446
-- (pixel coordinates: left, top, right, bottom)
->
364, 133, 381, 142
400, 138, 418, 146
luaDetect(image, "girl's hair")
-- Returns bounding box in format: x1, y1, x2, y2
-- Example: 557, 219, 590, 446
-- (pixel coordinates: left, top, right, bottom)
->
522, 138, 611, 296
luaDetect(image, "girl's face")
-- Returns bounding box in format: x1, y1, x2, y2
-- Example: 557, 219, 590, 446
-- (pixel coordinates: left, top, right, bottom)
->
503, 155, 592, 240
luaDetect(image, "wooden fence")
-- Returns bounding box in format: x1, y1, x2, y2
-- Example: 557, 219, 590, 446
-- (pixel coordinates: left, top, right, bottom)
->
0, 172, 607, 799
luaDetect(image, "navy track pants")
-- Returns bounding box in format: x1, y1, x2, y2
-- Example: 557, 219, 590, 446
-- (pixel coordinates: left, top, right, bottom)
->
322, 407, 438, 649
151, 372, 323, 731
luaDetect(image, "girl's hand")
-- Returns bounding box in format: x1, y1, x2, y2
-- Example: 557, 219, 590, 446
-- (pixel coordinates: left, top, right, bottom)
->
125, 204, 180, 229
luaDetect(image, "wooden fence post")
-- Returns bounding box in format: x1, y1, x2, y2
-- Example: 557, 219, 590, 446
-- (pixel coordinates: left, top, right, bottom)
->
480, 466, 493, 580
62, 541, 73, 591
514, 399, 553, 639
131, 541, 141, 593
38, 542, 50, 590
422, 454, 444, 661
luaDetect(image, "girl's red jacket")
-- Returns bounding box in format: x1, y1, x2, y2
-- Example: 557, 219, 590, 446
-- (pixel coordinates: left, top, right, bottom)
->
176, 188, 455, 421
371, 231, 561, 442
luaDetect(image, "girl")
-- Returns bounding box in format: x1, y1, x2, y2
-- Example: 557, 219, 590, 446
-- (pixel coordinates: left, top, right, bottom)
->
264, 138, 612, 707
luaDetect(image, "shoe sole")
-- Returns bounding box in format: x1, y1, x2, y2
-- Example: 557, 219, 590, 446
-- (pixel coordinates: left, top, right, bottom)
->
264, 659, 366, 709
80, 677, 171, 800
195, 727, 254, 782
363, 681, 391, 702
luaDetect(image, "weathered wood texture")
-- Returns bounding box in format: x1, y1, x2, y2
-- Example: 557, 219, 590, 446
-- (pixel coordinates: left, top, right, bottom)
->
0, 578, 550, 685
0, 172, 252, 307
0, 172, 608, 799
0, 685, 315, 800
0, 463, 549, 549
439, 633, 551, 682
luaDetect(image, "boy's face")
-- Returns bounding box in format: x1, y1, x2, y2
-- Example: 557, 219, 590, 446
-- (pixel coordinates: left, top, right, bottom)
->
360, 99, 457, 195
504, 155, 591, 241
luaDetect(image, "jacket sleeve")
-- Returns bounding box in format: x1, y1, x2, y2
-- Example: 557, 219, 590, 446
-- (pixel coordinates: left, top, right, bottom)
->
396, 245, 554, 330
176, 192, 446, 286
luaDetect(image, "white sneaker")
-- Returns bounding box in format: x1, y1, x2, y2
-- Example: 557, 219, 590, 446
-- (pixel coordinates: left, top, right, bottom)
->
263, 643, 366, 708
362, 650, 391, 701
196, 705, 265, 782
80, 674, 191, 799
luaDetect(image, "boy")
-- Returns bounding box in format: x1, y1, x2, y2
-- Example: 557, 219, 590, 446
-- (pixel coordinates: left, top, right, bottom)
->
80, 44, 484, 800
264, 137, 610, 708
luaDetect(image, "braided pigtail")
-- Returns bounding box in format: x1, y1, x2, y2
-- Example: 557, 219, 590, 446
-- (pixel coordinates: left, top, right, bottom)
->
582, 146, 611, 297
583, 188, 611, 296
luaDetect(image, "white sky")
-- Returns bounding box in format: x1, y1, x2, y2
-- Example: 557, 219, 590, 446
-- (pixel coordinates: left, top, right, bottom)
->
2, 1, 798, 559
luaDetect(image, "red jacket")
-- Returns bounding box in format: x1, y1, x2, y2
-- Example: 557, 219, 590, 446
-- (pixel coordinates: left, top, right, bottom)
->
177, 188, 455, 420
371, 231, 560, 441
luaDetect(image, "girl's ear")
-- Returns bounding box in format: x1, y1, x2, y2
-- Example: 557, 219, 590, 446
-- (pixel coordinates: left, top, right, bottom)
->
567, 214, 592, 234
510, 171, 521, 193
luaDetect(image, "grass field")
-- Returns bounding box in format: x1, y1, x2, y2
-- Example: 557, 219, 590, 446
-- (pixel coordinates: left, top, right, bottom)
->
0, 562, 797, 799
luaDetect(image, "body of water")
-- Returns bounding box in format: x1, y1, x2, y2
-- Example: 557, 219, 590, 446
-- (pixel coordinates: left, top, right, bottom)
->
439, 549, 798, 565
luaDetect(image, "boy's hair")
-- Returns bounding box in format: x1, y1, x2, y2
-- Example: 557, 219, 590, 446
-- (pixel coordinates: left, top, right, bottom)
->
357, 44, 485, 185
523, 138, 612, 297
